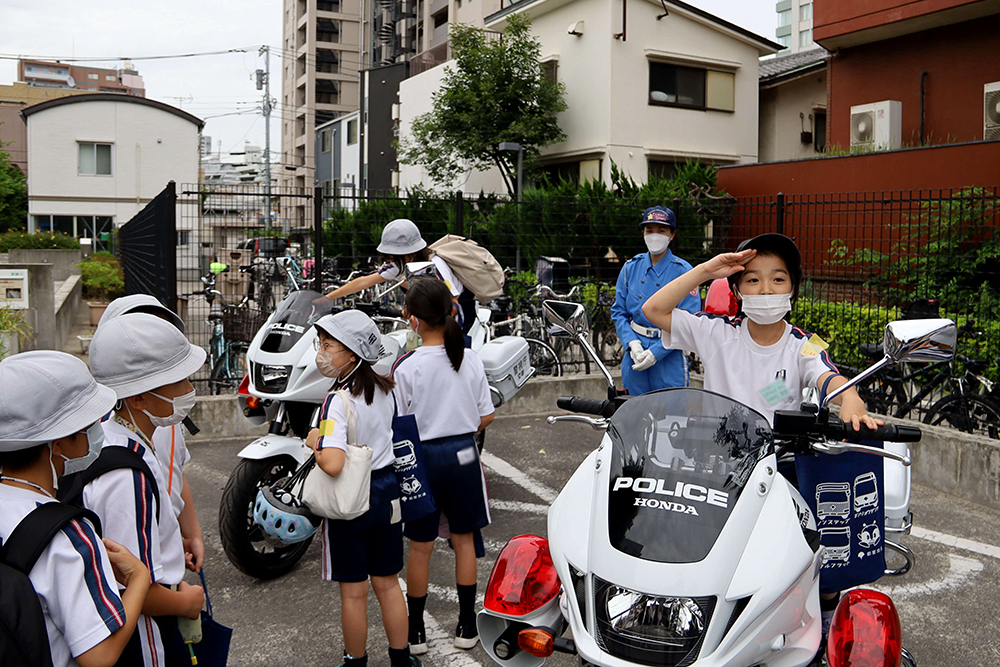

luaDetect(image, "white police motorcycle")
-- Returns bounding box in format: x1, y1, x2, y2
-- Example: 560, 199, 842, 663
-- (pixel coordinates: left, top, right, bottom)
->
219, 263, 533, 578
475, 301, 954, 667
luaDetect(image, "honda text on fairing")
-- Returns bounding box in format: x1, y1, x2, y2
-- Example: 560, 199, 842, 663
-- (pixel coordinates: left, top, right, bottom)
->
219, 264, 534, 579
474, 300, 956, 667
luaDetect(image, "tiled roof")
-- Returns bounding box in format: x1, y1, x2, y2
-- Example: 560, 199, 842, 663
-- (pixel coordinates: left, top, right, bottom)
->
759, 48, 828, 82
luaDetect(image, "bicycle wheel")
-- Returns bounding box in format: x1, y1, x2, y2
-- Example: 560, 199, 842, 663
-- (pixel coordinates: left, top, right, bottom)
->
597, 327, 624, 367
525, 338, 562, 378
209, 345, 248, 395
923, 394, 1000, 439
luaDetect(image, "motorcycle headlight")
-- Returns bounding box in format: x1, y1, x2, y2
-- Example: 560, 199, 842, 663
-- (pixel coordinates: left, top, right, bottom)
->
594, 577, 715, 667
252, 363, 292, 393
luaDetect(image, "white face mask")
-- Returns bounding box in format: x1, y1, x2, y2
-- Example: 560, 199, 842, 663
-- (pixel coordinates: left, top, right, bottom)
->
317, 350, 356, 379
741, 293, 792, 325
143, 389, 197, 428
61, 422, 105, 476
644, 233, 671, 255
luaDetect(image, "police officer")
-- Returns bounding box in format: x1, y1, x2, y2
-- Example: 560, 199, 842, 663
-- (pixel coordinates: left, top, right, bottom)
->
611, 206, 701, 395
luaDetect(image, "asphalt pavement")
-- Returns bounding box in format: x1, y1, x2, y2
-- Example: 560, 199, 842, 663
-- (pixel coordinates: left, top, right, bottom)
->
184, 414, 1000, 667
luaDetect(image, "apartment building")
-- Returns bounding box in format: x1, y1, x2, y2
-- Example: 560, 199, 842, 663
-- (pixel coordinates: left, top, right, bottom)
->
775, 0, 816, 53
17, 59, 145, 96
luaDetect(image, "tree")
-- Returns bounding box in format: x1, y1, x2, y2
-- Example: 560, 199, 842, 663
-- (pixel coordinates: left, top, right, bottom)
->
0, 130, 28, 232
398, 13, 567, 197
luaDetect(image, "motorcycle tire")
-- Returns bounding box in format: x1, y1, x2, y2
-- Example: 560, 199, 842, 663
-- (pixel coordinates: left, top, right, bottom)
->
219, 456, 313, 579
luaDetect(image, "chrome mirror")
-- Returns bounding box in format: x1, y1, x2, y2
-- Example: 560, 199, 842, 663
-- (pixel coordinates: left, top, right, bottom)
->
543, 300, 588, 335
884, 318, 956, 363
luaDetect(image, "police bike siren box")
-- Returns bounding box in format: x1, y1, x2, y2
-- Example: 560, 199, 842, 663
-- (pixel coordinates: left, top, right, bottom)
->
478, 336, 532, 407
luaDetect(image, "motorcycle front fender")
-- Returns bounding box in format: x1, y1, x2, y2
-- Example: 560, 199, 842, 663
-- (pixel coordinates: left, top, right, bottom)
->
236, 434, 312, 465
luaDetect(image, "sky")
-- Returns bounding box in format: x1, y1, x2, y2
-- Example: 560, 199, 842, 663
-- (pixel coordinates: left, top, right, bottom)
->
1, 0, 776, 159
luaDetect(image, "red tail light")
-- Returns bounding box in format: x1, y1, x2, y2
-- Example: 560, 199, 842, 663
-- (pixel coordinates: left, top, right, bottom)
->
827, 589, 902, 667
702, 278, 738, 317
484, 535, 561, 616
238, 374, 250, 395
518, 628, 554, 657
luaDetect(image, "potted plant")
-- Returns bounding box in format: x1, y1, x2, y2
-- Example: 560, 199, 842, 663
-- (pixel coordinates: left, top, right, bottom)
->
79, 252, 125, 325
0, 307, 28, 359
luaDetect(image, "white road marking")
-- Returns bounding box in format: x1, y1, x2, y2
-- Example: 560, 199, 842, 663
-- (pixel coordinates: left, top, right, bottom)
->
480, 451, 558, 504
401, 579, 484, 667
911, 526, 1000, 561
875, 553, 984, 600
489, 499, 549, 516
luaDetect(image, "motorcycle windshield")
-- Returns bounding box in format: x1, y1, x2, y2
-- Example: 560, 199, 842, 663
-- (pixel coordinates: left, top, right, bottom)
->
606, 388, 773, 563
260, 290, 339, 353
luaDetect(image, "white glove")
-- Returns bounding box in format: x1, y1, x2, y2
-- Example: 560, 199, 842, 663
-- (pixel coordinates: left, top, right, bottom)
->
628, 340, 657, 372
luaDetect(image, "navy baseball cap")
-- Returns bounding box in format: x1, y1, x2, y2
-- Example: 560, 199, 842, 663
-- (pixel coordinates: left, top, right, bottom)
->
640, 206, 677, 228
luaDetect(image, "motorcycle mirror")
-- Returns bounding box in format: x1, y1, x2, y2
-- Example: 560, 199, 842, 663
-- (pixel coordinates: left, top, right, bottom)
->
543, 300, 588, 336
883, 318, 957, 363
404, 261, 436, 279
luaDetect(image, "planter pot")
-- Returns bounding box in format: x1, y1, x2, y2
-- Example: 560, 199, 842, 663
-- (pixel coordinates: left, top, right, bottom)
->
88, 302, 110, 327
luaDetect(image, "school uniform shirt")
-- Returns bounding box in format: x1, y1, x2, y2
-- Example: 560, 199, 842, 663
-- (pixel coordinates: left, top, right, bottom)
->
0, 485, 126, 667
86, 418, 187, 666
392, 345, 494, 441
378, 256, 464, 298
152, 424, 190, 518
662, 310, 838, 424
611, 251, 701, 395
316, 386, 396, 470
378, 262, 403, 281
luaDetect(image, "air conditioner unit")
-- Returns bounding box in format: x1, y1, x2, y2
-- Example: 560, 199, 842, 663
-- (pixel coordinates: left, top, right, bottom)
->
985, 82, 1000, 141
850, 100, 902, 150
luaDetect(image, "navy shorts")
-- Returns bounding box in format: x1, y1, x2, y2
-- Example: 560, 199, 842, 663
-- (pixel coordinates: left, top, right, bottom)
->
403, 433, 490, 541
322, 467, 403, 582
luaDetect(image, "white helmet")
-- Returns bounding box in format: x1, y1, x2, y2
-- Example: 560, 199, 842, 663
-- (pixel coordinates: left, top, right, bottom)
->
376, 219, 426, 255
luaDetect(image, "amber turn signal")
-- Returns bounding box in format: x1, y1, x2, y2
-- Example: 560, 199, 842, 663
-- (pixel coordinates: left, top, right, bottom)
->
517, 628, 554, 657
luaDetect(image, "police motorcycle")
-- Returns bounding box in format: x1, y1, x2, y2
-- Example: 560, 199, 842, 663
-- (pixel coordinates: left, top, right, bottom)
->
219, 262, 533, 579
476, 301, 956, 667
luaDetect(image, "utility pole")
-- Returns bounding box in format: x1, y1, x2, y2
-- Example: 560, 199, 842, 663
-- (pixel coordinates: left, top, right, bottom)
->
256, 46, 273, 226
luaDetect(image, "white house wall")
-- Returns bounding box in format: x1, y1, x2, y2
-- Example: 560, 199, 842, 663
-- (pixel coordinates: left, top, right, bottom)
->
758, 69, 826, 162
26, 99, 200, 225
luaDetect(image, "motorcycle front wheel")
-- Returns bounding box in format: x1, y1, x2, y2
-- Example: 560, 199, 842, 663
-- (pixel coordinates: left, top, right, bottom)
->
219, 456, 313, 579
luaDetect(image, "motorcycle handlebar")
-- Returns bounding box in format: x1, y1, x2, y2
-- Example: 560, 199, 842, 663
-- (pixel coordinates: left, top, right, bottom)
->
834, 421, 922, 442
557, 396, 614, 418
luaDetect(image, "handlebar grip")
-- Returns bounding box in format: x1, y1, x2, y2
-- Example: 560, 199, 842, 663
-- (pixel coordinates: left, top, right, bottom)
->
557, 396, 612, 417
840, 422, 922, 442
381, 306, 402, 318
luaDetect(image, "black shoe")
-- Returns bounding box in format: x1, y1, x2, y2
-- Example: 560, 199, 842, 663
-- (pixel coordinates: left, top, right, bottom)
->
454, 621, 479, 650
408, 657, 423, 667
409, 627, 427, 655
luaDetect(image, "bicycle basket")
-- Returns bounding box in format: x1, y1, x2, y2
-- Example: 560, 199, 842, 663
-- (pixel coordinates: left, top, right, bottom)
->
222, 306, 269, 343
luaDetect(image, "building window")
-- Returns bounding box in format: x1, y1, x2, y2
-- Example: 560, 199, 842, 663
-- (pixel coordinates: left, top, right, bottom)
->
778, 9, 791, 27
88, 73, 99, 80
177, 230, 191, 246
347, 119, 358, 145
321, 129, 332, 152
800, 3, 812, 21
778, 34, 791, 49
814, 111, 827, 152
648, 62, 734, 112
78, 142, 112, 176
433, 9, 448, 28
106, 74, 116, 81
799, 29, 812, 47
541, 60, 558, 85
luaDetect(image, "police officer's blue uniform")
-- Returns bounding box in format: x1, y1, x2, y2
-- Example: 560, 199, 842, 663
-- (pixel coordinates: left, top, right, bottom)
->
612, 250, 701, 394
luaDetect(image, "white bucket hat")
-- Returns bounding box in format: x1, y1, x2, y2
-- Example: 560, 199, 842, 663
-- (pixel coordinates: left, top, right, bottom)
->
98, 294, 185, 333
314, 310, 384, 364
0, 351, 117, 451
90, 313, 207, 399
376, 219, 426, 256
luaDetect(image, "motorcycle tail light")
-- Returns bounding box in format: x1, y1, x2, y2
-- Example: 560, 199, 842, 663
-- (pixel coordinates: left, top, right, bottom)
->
484, 535, 561, 616
518, 628, 554, 657
238, 374, 250, 395
827, 589, 902, 667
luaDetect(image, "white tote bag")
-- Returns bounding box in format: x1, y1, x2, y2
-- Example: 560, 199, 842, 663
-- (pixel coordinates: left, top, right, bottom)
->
302, 389, 372, 520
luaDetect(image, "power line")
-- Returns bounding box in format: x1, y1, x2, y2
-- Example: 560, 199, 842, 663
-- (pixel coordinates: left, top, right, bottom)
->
0, 47, 256, 63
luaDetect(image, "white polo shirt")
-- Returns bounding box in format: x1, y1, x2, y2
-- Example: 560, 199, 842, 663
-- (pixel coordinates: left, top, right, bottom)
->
0, 485, 126, 667
392, 345, 494, 441
152, 424, 190, 518
378, 257, 464, 297
316, 386, 396, 471
662, 309, 838, 424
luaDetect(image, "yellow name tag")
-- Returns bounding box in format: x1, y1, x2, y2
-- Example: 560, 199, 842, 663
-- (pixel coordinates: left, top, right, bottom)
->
318, 419, 336, 437
801, 334, 830, 357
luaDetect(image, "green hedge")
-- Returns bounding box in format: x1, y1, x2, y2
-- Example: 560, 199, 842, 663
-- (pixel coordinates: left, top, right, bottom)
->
0, 231, 80, 252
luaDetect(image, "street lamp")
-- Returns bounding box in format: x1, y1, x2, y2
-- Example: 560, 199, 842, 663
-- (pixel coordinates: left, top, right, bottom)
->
498, 142, 523, 202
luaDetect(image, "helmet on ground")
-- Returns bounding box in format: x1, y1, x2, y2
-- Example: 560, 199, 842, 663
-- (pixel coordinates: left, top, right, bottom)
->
377, 219, 426, 255
252, 486, 319, 544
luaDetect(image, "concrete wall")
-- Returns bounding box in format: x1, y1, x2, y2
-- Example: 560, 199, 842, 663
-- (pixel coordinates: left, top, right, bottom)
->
8, 249, 82, 282
759, 69, 827, 163
54, 275, 81, 351
25, 99, 200, 225
4, 263, 54, 350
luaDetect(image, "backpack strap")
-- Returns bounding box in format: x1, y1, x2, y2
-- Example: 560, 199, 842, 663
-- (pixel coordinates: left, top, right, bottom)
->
0, 503, 102, 575
57, 446, 161, 518
334, 389, 357, 447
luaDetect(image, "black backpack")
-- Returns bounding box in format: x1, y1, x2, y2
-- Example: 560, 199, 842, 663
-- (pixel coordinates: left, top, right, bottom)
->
0, 502, 103, 667
57, 446, 160, 518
